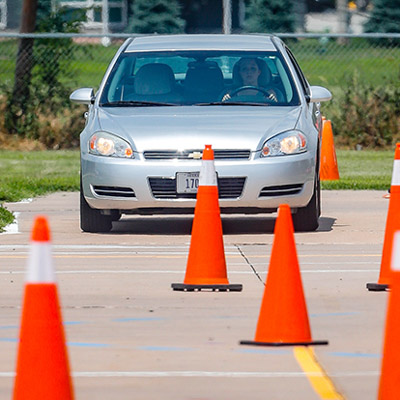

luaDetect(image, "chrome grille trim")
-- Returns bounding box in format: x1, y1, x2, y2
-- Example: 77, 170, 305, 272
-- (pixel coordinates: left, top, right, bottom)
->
144, 149, 251, 160
93, 185, 136, 198
148, 177, 246, 199
259, 184, 303, 197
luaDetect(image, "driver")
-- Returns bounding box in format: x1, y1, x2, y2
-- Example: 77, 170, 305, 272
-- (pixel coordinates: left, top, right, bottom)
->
222, 57, 278, 102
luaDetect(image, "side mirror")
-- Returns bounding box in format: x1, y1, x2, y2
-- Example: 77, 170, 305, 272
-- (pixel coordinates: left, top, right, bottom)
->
309, 86, 332, 103
70, 88, 95, 105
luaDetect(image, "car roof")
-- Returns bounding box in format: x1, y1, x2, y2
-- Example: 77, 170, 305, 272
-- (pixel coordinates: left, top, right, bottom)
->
124, 34, 278, 53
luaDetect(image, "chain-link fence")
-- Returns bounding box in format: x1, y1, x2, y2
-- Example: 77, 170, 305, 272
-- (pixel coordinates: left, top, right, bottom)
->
1, 33, 399, 91
0, 33, 399, 148
1, 33, 399, 92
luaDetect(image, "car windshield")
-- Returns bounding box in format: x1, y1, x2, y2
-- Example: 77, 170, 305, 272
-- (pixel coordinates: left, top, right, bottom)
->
99, 50, 300, 107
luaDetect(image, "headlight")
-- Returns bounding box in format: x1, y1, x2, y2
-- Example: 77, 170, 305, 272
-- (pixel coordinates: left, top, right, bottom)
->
89, 132, 134, 158
261, 131, 307, 157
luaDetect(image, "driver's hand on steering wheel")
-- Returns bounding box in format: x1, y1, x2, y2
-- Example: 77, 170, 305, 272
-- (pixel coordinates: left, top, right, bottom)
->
222, 93, 231, 101
267, 91, 278, 102
223, 88, 278, 102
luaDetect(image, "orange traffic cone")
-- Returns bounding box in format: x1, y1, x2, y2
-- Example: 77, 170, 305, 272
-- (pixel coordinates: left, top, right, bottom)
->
378, 231, 400, 398
13, 216, 74, 400
240, 204, 328, 346
320, 119, 340, 181
172, 145, 242, 292
367, 143, 400, 291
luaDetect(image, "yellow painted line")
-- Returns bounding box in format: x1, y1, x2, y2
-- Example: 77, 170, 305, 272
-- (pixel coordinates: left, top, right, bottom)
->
0, 255, 27, 258
294, 346, 345, 400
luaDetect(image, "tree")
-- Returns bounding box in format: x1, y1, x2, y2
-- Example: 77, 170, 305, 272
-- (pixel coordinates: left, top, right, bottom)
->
244, 0, 295, 33
7, 0, 38, 134
5, 0, 84, 138
364, 0, 400, 34
33, 3, 84, 109
126, 0, 185, 34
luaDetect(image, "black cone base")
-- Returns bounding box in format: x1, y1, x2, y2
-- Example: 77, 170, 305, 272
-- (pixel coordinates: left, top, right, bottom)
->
171, 283, 242, 292
366, 282, 389, 291
239, 339, 329, 347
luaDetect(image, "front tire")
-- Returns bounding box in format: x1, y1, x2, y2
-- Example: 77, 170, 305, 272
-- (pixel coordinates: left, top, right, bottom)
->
292, 177, 320, 232
80, 181, 113, 233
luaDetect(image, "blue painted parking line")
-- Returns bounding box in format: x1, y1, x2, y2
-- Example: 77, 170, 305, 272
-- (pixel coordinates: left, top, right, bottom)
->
112, 317, 164, 322
310, 312, 359, 317
68, 342, 110, 348
137, 346, 193, 352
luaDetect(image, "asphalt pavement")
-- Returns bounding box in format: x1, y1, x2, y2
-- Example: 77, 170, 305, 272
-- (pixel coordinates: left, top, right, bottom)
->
0, 190, 391, 399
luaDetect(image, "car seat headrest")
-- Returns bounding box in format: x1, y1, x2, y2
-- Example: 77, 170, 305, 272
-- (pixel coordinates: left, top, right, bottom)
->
134, 63, 175, 95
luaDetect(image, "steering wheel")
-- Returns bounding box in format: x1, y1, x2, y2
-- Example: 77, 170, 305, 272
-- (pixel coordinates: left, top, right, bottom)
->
223, 86, 278, 102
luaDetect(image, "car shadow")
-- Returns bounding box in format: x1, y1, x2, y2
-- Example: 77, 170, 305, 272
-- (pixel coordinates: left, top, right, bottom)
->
317, 217, 336, 232
110, 215, 336, 235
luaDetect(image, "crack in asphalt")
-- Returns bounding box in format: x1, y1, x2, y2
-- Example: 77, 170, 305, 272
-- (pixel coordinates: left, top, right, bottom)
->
234, 244, 265, 286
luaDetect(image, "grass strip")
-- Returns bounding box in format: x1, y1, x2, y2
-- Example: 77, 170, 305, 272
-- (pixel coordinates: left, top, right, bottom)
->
0, 150, 80, 232
321, 149, 393, 190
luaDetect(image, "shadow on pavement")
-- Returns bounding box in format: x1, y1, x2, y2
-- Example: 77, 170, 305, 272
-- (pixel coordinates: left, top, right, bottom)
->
317, 217, 336, 232
109, 215, 336, 235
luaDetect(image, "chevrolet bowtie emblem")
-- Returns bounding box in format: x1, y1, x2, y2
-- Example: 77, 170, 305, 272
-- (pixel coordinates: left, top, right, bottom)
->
188, 151, 203, 159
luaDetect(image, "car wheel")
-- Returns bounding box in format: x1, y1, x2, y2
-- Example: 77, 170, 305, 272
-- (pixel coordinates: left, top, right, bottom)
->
80, 181, 113, 233
292, 176, 320, 232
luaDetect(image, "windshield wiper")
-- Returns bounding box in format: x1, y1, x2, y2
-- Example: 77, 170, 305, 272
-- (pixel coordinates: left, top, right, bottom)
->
194, 101, 270, 106
101, 100, 177, 107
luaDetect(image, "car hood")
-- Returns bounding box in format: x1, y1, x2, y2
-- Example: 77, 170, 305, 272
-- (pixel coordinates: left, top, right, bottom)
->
96, 106, 302, 152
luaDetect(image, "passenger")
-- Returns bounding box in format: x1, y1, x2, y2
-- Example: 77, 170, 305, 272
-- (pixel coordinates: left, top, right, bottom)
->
222, 57, 278, 102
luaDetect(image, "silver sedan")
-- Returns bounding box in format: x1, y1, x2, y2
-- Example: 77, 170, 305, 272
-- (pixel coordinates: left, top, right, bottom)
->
70, 34, 331, 233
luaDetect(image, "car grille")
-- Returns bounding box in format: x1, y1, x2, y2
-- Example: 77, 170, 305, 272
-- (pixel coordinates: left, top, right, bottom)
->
259, 184, 303, 197
149, 177, 246, 199
144, 150, 251, 160
93, 185, 136, 198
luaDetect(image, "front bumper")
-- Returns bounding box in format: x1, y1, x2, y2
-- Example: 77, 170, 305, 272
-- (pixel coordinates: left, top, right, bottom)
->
81, 151, 315, 214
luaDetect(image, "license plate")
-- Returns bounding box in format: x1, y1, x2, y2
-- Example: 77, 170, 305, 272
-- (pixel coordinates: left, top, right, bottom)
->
176, 172, 200, 193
